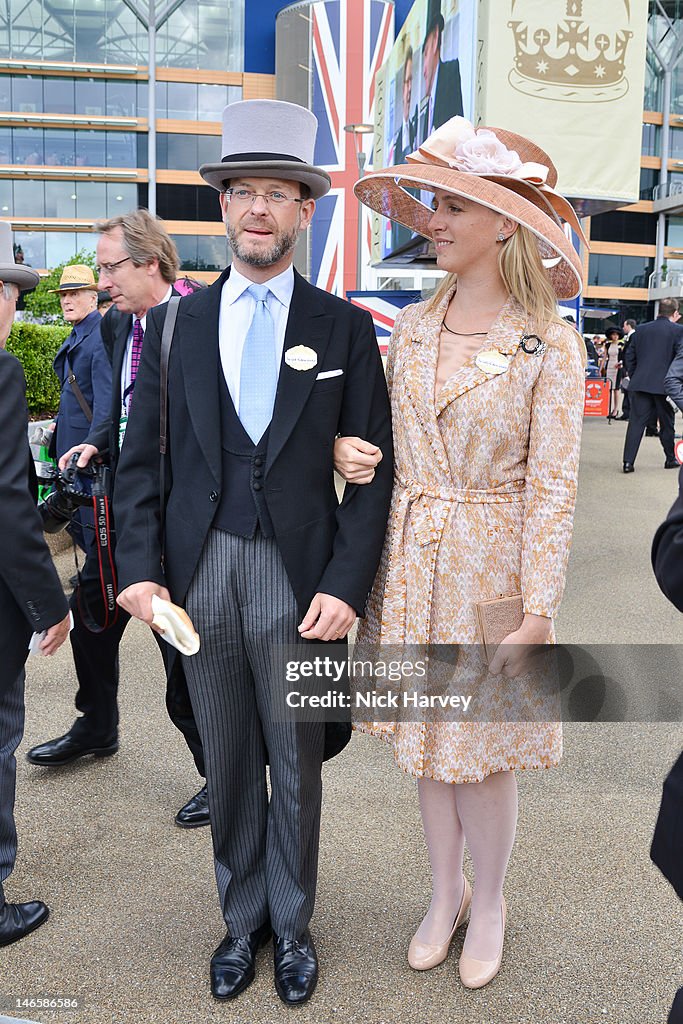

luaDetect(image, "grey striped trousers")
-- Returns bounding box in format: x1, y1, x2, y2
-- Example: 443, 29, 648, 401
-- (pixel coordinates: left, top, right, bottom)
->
0, 669, 25, 907
183, 529, 325, 939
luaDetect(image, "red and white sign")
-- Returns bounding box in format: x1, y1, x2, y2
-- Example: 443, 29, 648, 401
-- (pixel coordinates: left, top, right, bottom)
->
584, 380, 610, 417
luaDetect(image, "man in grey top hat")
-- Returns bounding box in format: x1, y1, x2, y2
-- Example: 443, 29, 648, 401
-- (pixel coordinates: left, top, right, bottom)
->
0, 222, 70, 946
113, 100, 393, 1004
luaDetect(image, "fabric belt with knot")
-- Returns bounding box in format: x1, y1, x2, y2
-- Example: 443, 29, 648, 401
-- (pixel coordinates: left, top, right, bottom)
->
380, 479, 526, 645
397, 478, 526, 548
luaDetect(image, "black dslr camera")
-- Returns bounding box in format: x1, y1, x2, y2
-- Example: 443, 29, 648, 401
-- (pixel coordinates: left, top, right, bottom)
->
37, 453, 110, 534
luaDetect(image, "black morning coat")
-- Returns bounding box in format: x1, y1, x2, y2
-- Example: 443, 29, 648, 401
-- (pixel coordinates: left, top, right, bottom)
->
651, 470, 683, 899
0, 349, 68, 681
652, 464, 683, 613
84, 287, 180, 461
624, 315, 683, 395
111, 267, 394, 733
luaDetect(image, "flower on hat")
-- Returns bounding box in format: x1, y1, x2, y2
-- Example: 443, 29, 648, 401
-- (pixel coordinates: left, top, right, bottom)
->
428, 115, 477, 152
454, 128, 523, 176
409, 117, 526, 178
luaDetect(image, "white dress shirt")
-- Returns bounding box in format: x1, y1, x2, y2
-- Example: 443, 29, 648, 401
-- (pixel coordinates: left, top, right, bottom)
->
427, 61, 440, 137
402, 117, 412, 155
120, 285, 174, 414
218, 263, 294, 411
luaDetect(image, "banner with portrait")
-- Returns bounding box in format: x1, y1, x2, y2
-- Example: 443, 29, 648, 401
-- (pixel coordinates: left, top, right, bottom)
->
375, 0, 477, 260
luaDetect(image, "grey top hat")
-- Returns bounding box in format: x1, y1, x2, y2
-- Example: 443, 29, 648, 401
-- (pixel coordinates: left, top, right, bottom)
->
0, 222, 39, 292
199, 99, 331, 200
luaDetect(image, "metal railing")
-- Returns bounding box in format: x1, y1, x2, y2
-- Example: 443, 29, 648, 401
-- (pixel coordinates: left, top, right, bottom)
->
649, 267, 683, 289
653, 180, 683, 201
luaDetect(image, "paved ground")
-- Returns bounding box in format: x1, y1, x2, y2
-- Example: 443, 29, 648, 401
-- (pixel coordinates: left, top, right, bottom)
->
5, 418, 683, 1024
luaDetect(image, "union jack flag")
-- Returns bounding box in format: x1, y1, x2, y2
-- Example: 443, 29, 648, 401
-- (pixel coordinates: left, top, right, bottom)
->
346, 290, 420, 354
309, 0, 394, 297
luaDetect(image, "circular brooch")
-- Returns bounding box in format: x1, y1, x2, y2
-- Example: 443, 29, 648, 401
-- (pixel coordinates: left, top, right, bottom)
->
520, 334, 547, 357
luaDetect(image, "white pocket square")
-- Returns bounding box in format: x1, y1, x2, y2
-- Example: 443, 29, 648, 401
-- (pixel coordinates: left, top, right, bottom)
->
315, 369, 343, 380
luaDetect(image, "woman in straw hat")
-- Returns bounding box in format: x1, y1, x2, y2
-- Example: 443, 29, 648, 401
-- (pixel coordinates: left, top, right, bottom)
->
335, 117, 586, 989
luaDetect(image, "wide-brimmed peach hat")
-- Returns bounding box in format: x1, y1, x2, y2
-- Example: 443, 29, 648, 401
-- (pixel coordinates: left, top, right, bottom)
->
354, 117, 586, 300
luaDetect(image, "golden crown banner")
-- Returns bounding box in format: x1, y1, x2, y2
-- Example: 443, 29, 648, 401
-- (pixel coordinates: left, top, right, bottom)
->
508, 0, 634, 102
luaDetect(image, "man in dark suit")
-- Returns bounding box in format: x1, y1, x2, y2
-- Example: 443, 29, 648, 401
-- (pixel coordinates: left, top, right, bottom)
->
622, 298, 683, 472
652, 465, 683, 608
617, 318, 637, 420
0, 225, 70, 945
651, 487, 683, 1024
49, 264, 111, 553
419, 6, 463, 144
390, 46, 418, 253
26, 211, 207, 830
392, 46, 417, 165
113, 100, 393, 1005
664, 330, 683, 416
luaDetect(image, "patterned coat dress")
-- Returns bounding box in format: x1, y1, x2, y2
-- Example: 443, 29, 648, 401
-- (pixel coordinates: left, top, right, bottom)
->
356, 286, 585, 784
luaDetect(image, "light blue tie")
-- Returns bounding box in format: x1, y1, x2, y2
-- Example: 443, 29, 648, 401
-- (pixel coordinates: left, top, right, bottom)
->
239, 283, 278, 443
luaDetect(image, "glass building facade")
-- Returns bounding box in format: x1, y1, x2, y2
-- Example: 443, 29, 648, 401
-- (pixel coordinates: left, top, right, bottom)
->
0, 0, 255, 275
0, 1, 244, 70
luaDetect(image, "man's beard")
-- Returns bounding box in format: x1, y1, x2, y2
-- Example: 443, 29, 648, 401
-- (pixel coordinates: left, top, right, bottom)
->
227, 221, 300, 268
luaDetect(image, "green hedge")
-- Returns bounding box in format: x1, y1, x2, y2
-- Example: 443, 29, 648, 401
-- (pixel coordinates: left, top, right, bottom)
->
6, 322, 69, 416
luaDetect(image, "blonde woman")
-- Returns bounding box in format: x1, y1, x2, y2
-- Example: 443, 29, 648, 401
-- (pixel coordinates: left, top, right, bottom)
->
335, 118, 585, 989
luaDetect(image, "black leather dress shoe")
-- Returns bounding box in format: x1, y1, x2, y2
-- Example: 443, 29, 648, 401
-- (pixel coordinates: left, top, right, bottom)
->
210, 921, 272, 999
26, 730, 118, 767
623, 462, 635, 473
273, 929, 318, 1005
174, 784, 209, 828
0, 901, 49, 947
646, 428, 660, 437
665, 458, 679, 469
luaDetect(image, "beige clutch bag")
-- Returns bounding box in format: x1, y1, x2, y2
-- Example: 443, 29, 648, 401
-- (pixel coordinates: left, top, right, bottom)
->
474, 594, 524, 664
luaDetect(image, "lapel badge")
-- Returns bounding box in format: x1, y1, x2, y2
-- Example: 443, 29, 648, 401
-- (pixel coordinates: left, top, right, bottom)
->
475, 349, 511, 375
520, 334, 547, 357
285, 345, 318, 371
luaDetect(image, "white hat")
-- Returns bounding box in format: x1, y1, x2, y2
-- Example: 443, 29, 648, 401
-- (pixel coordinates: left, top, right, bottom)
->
0, 221, 39, 292
199, 99, 331, 200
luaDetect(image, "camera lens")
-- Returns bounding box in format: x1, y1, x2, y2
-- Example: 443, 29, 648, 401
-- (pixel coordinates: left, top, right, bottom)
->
38, 490, 77, 534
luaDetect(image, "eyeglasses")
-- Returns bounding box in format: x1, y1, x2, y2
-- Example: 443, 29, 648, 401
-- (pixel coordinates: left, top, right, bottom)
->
224, 188, 304, 207
96, 255, 132, 276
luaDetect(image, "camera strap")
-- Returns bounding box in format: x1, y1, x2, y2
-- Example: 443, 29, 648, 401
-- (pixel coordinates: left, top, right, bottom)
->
159, 296, 181, 571
65, 357, 93, 423
76, 467, 118, 633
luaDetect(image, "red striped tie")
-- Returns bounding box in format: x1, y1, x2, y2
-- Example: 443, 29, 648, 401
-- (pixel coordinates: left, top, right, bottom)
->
130, 317, 144, 386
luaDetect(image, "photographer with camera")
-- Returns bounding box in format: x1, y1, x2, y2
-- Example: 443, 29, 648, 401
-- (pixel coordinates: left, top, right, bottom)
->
47, 265, 111, 554
0, 223, 70, 945
26, 212, 207, 831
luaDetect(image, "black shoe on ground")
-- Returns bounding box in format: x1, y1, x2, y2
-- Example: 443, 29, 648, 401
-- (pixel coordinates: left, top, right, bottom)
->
210, 921, 272, 1000
646, 427, 660, 437
617, 414, 629, 421
175, 784, 210, 828
0, 901, 49, 947
623, 462, 635, 473
665, 458, 679, 469
26, 730, 118, 767
273, 928, 318, 1006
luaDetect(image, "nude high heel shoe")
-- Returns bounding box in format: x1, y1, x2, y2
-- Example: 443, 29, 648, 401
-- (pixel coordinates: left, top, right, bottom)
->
458, 896, 506, 989
407, 876, 472, 971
